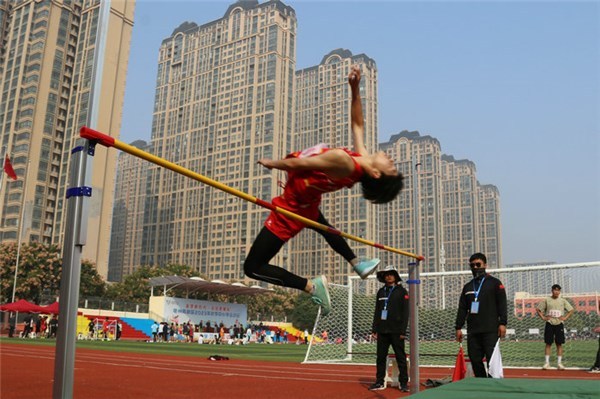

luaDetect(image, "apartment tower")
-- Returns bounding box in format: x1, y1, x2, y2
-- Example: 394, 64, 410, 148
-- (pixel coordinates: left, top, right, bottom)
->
380, 131, 502, 272
108, 139, 148, 282
379, 131, 502, 307
379, 131, 444, 272
140, 0, 297, 282
0, 0, 135, 278
477, 183, 502, 268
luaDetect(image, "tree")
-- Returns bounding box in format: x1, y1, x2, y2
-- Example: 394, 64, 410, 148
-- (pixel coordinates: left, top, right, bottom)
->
80, 259, 106, 297
0, 242, 106, 304
105, 264, 200, 303
102, 264, 317, 326
239, 287, 296, 321
289, 293, 319, 330
0, 242, 61, 304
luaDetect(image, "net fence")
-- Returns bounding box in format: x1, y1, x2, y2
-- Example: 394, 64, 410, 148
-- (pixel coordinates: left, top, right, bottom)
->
304, 262, 600, 368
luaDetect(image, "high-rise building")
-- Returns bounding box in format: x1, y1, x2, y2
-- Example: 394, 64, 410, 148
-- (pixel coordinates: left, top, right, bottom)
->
380, 131, 444, 273
109, 1, 502, 286
108, 140, 148, 282
140, 0, 297, 282
478, 183, 502, 268
378, 131, 501, 309
504, 262, 566, 296
292, 49, 379, 284
441, 155, 502, 269
379, 131, 502, 273
0, 2, 10, 66
0, 0, 135, 278
441, 154, 479, 270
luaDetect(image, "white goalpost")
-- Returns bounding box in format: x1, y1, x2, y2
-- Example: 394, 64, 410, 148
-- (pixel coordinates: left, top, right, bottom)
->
304, 262, 600, 369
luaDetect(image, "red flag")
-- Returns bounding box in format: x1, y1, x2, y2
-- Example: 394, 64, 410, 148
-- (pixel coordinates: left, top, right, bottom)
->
452, 345, 467, 382
3, 155, 17, 180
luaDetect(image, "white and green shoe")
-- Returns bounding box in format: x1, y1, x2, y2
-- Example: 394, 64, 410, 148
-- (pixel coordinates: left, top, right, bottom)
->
353, 258, 380, 279
311, 275, 331, 316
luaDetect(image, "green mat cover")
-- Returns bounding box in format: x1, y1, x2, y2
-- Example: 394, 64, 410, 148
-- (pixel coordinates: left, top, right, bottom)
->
410, 378, 600, 399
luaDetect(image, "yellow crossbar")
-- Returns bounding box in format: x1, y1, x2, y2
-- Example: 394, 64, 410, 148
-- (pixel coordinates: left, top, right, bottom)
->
80, 127, 424, 261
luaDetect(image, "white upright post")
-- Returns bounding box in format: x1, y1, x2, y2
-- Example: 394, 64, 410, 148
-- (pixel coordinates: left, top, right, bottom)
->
52, 1, 111, 397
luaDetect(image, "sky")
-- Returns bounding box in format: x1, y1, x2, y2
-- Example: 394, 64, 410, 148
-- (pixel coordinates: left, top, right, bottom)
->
120, 0, 600, 266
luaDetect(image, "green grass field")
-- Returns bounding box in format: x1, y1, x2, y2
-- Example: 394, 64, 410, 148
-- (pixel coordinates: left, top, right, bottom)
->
305, 339, 599, 368
2, 337, 597, 368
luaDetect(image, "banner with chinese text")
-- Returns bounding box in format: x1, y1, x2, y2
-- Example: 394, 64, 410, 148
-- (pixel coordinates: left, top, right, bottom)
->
152, 296, 247, 327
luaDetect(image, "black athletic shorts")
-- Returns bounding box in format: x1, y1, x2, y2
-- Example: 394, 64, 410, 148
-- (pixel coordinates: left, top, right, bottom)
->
544, 322, 565, 345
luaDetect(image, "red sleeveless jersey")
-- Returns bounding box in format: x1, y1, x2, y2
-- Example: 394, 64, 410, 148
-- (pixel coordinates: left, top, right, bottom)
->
265, 145, 364, 241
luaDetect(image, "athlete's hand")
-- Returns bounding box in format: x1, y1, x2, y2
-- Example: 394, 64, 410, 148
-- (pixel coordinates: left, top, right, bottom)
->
258, 159, 274, 169
348, 65, 361, 88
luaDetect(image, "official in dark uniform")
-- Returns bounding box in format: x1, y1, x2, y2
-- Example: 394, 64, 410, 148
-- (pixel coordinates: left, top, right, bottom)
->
369, 266, 409, 392
455, 252, 507, 377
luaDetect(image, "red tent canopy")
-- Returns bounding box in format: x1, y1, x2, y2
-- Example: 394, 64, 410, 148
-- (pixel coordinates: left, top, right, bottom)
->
0, 299, 45, 313
38, 301, 60, 315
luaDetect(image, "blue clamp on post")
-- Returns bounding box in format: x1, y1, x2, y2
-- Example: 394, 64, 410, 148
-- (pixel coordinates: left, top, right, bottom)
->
87, 140, 97, 156
71, 142, 96, 156
71, 146, 84, 155
66, 186, 92, 199
406, 279, 421, 285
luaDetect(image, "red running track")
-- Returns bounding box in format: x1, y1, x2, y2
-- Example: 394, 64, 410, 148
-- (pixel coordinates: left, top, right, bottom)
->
1, 342, 596, 399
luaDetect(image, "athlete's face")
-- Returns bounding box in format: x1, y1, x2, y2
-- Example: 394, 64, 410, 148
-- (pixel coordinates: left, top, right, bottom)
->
373, 151, 398, 177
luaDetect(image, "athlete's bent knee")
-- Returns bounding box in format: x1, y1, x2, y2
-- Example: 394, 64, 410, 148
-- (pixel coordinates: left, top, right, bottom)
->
243, 258, 257, 278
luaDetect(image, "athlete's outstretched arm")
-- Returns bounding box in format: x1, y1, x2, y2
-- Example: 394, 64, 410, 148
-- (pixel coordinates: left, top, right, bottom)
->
349, 65, 368, 156
258, 149, 354, 178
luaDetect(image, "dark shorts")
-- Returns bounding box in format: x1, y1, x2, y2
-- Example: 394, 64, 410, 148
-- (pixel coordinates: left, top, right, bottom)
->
544, 322, 565, 345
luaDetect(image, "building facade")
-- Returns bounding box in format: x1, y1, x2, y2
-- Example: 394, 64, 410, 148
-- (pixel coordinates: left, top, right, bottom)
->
477, 183, 502, 268
108, 140, 148, 282
379, 131, 443, 273
139, 0, 297, 282
502, 261, 568, 297
109, 1, 502, 287
377, 131, 501, 308
379, 131, 502, 271
0, 0, 135, 278
440, 154, 480, 270
514, 291, 599, 317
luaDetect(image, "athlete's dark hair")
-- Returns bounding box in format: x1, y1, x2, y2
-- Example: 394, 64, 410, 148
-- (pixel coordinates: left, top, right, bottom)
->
360, 173, 404, 204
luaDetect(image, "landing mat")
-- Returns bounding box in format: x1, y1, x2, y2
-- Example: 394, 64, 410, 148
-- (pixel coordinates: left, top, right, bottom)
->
412, 377, 600, 399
